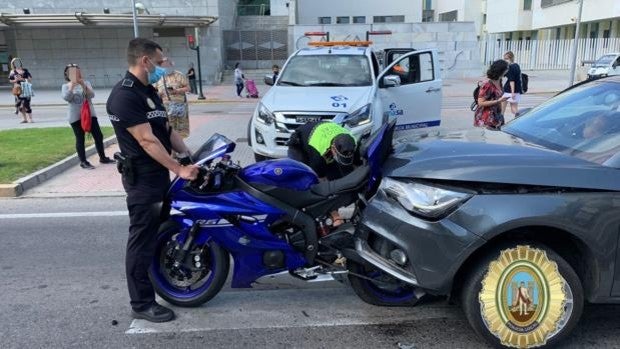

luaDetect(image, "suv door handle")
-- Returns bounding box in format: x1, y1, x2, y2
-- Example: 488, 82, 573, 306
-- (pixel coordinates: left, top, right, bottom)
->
425, 87, 441, 93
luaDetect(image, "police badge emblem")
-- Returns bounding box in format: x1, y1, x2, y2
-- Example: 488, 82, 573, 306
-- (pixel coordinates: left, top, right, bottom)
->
479, 245, 568, 348
146, 98, 156, 110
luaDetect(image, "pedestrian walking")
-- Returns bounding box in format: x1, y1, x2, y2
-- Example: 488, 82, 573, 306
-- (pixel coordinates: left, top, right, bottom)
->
156, 59, 191, 138
106, 38, 199, 323
8, 58, 34, 123
501, 51, 523, 118
61, 64, 114, 169
187, 62, 197, 94
474, 59, 510, 130
234, 62, 245, 98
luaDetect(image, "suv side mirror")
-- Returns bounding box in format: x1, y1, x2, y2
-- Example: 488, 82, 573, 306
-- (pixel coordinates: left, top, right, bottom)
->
382, 75, 401, 88
264, 74, 274, 86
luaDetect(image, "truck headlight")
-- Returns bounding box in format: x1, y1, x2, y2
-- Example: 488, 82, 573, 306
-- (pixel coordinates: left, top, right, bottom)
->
381, 178, 472, 219
344, 104, 372, 127
256, 103, 275, 125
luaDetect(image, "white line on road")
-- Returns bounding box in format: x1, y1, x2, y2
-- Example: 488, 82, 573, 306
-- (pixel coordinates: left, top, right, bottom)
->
0, 211, 127, 219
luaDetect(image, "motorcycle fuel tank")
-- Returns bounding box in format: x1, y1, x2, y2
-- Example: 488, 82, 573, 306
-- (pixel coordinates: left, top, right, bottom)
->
240, 159, 319, 191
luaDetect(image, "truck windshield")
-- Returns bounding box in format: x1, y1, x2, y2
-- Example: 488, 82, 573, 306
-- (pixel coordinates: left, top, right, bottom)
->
278, 55, 373, 87
593, 55, 616, 67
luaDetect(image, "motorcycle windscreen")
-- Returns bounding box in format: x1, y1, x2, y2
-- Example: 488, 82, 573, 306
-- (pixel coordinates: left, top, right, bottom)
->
364, 119, 396, 183
193, 133, 236, 165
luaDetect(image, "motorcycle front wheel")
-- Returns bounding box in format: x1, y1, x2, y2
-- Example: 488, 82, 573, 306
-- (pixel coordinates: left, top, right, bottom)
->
149, 220, 230, 307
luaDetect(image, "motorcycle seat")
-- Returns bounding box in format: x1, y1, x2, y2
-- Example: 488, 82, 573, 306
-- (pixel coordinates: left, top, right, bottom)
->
247, 165, 369, 209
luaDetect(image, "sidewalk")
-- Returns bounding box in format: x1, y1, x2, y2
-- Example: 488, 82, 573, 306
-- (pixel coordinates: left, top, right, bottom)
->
1, 70, 572, 108
0, 83, 267, 108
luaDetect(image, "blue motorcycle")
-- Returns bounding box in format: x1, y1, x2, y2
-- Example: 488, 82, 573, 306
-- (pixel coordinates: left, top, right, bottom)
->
149, 121, 422, 307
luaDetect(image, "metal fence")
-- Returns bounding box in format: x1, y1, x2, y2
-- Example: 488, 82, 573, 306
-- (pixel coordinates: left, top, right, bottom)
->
223, 30, 288, 69
480, 36, 620, 70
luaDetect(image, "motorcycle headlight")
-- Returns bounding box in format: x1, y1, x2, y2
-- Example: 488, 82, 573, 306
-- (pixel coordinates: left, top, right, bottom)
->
256, 103, 275, 125
381, 178, 472, 219
344, 104, 372, 127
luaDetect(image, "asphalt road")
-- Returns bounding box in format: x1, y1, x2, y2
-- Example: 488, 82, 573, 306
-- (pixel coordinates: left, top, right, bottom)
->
3, 94, 620, 348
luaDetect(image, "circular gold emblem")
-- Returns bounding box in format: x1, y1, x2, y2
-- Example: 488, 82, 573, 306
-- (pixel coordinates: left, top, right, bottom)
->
146, 98, 156, 110
479, 245, 567, 348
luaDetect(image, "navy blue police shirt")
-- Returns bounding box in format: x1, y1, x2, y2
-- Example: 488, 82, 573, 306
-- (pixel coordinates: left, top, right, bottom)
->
107, 72, 172, 175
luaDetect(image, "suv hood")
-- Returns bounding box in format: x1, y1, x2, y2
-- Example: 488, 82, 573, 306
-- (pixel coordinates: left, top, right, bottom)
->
262, 86, 372, 113
385, 128, 620, 191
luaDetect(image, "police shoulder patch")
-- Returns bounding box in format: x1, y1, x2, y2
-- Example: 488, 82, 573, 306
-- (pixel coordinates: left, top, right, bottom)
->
146, 98, 156, 110
121, 79, 134, 88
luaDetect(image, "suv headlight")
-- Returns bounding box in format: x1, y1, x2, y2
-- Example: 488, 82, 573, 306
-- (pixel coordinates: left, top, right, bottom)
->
344, 104, 372, 127
256, 103, 275, 125
381, 178, 472, 219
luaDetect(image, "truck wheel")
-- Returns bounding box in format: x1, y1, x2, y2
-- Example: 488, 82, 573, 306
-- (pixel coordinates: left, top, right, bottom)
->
460, 244, 583, 348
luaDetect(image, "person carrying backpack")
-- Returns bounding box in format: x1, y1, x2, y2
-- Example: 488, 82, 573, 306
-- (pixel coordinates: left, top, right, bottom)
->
501, 51, 523, 119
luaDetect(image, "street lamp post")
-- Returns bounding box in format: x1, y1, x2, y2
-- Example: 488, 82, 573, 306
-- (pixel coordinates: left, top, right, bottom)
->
131, 0, 139, 38
568, 0, 584, 87
188, 30, 206, 100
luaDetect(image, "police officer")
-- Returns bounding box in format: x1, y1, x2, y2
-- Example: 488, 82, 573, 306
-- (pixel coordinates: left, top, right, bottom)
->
288, 121, 358, 180
107, 38, 199, 323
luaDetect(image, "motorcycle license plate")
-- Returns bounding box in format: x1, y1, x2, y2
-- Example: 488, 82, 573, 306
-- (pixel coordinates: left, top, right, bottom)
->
295, 116, 321, 123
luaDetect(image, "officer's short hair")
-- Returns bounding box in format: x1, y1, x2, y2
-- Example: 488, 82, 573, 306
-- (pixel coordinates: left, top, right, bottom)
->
127, 38, 163, 66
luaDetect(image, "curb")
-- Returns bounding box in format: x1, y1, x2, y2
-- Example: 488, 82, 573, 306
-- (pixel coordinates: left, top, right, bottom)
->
0, 135, 118, 198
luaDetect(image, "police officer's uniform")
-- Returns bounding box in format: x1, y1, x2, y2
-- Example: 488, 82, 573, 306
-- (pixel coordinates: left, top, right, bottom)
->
107, 72, 171, 311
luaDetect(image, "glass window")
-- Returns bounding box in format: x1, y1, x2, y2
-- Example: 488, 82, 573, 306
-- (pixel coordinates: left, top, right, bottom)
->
523, 0, 532, 10
318, 17, 331, 24
438, 10, 457, 22
387, 52, 434, 86
373, 15, 405, 23
503, 81, 620, 165
336, 16, 350, 24
277, 55, 373, 87
353, 16, 366, 24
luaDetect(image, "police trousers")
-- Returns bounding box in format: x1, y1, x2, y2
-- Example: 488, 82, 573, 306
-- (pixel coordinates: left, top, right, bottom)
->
123, 170, 170, 310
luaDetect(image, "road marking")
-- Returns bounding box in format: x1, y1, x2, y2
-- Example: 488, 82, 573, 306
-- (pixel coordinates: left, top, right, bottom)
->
126, 287, 461, 334
0, 211, 127, 219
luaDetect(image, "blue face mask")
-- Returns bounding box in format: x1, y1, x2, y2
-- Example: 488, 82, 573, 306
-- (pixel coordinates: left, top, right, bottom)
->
147, 59, 166, 84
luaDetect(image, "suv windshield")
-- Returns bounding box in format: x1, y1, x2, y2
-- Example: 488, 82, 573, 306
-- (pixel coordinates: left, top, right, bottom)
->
278, 54, 373, 87
503, 81, 620, 165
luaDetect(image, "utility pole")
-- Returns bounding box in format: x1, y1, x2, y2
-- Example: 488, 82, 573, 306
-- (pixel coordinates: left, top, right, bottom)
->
131, 0, 139, 38
568, 0, 584, 87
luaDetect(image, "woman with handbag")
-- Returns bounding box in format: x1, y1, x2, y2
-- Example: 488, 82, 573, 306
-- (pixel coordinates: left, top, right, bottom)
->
8, 58, 34, 123
474, 59, 510, 130
61, 64, 114, 170
156, 59, 191, 138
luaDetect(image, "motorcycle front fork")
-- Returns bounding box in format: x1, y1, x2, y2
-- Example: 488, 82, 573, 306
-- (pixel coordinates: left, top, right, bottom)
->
172, 222, 200, 270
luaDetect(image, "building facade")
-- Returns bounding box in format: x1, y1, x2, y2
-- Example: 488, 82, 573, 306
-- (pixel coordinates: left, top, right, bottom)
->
0, 0, 235, 88
486, 0, 620, 41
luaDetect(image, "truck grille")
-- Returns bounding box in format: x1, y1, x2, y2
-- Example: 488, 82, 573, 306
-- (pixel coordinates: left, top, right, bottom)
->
276, 113, 337, 133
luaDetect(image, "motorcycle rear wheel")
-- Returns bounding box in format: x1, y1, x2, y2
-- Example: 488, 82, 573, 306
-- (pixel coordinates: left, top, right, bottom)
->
149, 220, 230, 307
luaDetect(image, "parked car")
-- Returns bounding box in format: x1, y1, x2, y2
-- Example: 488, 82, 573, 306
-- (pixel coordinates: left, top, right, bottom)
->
588, 52, 620, 79
248, 45, 443, 162
353, 76, 620, 347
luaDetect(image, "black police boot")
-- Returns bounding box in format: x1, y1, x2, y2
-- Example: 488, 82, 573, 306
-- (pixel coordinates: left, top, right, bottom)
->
80, 161, 95, 170
131, 303, 175, 323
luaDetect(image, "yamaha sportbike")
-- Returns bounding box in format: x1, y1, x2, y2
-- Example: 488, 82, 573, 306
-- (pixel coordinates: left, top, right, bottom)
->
149, 121, 422, 307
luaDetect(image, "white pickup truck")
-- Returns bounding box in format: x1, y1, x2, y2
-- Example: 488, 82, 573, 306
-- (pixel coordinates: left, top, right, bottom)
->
248, 45, 443, 161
